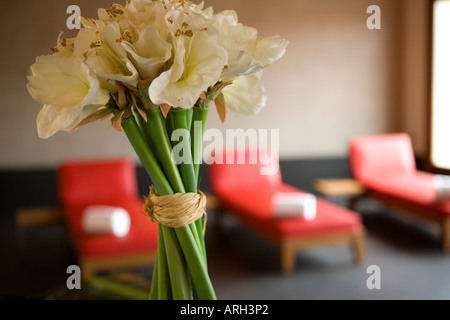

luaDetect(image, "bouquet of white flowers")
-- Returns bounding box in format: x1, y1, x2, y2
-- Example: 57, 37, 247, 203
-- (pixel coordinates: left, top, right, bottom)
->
27, 0, 287, 300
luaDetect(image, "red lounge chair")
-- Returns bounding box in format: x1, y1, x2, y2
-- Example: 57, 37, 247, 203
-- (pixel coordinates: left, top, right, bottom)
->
58, 157, 157, 280
208, 148, 365, 274
349, 133, 450, 251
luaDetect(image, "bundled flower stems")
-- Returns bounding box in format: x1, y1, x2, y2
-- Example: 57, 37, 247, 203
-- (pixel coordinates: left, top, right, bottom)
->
27, 0, 288, 300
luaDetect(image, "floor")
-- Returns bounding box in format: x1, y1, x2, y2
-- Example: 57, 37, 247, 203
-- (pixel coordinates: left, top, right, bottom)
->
208, 204, 450, 300
2, 198, 450, 300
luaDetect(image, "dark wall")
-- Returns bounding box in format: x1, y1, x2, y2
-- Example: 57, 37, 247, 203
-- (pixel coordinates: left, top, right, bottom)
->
0, 158, 353, 215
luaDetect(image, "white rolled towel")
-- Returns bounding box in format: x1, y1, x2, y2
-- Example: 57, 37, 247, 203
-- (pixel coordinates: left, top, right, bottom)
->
271, 192, 317, 220
82, 205, 131, 237
434, 174, 450, 201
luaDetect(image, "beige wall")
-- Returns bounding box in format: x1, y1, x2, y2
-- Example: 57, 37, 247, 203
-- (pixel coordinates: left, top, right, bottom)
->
204, 0, 403, 159
0, 0, 427, 169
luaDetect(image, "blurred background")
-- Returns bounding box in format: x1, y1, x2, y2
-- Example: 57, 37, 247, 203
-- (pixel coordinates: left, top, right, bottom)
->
1, 0, 449, 300
0, 0, 429, 167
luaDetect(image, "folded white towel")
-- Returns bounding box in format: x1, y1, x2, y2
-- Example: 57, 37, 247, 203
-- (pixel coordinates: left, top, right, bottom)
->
434, 175, 450, 201
272, 192, 317, 220
82, 205, 131, 237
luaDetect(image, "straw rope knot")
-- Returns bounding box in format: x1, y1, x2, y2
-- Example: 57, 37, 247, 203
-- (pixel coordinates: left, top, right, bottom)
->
143, 185, 207, 229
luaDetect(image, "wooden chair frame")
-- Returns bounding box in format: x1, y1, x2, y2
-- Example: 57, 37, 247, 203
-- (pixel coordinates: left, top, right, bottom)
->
215, 203, 365, 274
363, 189, 450, 252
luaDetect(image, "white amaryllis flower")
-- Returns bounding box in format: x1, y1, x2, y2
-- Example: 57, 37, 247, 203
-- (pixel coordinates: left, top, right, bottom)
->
98, 1, 155, 28
51, 33, 75, 58
214, 10, 288, 79
80, 3, 171, 83
26, 55, 110, 138
149, 10, 227, 108
127, 0, 167, 33
122, 25, 172, 80
95, 1, 165, 37
76, 22, 140, 87
221, 71, 267, 116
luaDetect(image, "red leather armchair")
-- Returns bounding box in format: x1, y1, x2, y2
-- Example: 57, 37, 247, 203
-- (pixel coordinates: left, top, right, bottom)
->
349, 133, 450, 251
58, 157, 157, 279
208, 148, 365, 274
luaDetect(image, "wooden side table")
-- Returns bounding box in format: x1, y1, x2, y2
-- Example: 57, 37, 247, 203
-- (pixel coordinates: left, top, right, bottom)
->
313, 178, 366, 210
15, 206, 63, 227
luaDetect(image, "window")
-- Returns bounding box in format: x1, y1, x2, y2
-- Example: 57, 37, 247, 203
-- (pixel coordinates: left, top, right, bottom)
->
430, 0, 450, 172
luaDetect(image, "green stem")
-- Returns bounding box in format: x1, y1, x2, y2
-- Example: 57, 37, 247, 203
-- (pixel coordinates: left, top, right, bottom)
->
90, 276, 149, 300
191, 107, 209, 182
194, 219, 207, 267
149, 249, 159, 300
189, 222, 202, 259
175, 226, 216, 300
186, 107, 193, 133
123, 115, 189, 300
121, 116, 173, 195
171, 109, 196, 193
191, 107, 209, 264
140, 109, 207, 294
171, 109, 209, 297
165, 109, 175, 145
156, 224, 171, 300
141, 109, 185, 194
162, 226, 191, 300
136, 111, 159, 165
123, 113, 215, 300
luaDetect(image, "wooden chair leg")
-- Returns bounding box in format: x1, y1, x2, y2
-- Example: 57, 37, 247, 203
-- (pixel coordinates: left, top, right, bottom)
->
213, 205, 226, 235
442, 218, 450, 252
81, 260, 94, 281
349, 196, 361, 211
351, 228, 365, 263
280, 240, 295, 275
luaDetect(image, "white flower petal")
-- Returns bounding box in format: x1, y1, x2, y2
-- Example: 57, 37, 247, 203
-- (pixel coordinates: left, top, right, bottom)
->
52, 33, 75, 58
27, 55, 99, 113
79, 22, 139, 86
37, 104, 82, 139
28, 54, 111, 139
149, 24, 227, 108
122, 25, 172, 80
83, 69, 111, 106
101, 23, 128, 58
74, 28, 98, 58
213, 9, 287, 78
148, 38, 186, 106
37, 104, 108, 139
255, 35, 289, 67
86, 46, 139, 86
222, 72, 267, 116
222, 50, 262, 78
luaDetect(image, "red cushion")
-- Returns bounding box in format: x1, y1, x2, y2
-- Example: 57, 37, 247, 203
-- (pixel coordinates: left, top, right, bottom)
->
208, 147, 282, 196
362, 172, 437, 204
63, 197, 157, 257
58, 158, 138, 207
217, 183, 361, 239
349, 133, 416, 183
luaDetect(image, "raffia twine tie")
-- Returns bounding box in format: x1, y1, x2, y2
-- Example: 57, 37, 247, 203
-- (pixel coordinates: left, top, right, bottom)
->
143, 185, 207, 230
